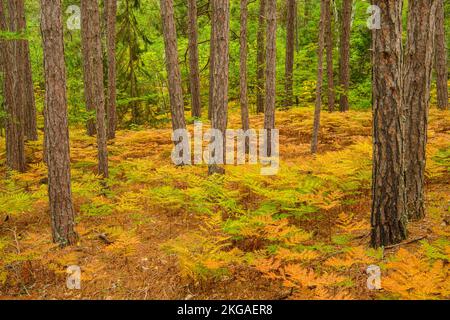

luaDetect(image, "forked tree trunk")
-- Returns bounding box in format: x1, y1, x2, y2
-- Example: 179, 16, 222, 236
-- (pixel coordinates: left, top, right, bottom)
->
17, 0, 38, 141
256, 0, 266, 114
324, 0, 335, 112
435, 0, 448, 110
81, 0, 97, 136
311, 0, 326, 154
264, 0, 276, 156
371, 0, 407, 248
403, 0, 437, 221
208, 0, 230, 175
40, 0, 78, 246
240, 0, 249, 134
160, 0, 186, 132
187, 0, 201, 118
106, 0, 117, 139
2, 0, 26, 172
339, 0, 351, 112
285, 0, 296, 108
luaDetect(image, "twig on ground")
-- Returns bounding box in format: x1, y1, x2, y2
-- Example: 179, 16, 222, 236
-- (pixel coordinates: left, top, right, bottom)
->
384, 236, 427, 249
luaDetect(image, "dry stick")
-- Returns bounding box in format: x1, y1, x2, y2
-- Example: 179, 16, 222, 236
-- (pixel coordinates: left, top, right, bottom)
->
98, 233, 113, 244
6, 227, 21, 254
384, 236, 427, 249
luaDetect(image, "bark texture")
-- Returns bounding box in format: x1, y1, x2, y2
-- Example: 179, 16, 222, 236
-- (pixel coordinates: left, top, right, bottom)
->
284, 0, 296, 108
403, 0, 437, 221
106, 0, 117, 139
40, 0, 78, 246
2, 0, 26, 172
81, 0, 109, 178
371, 0, 407, 248
209, 0, 230, 175
435, 0, 448, 110
311, 0, 326, 154
256, 0, 266, 114
339, 0, 352, 112
17, 0, 38, 141
324, 0, 335, 112
81, 0, 97, 135
240, 0, 249, 133
264, 0, 276, 156
160, 0, 186, 132
208, 0, 215, 120
187, 0, 201, 118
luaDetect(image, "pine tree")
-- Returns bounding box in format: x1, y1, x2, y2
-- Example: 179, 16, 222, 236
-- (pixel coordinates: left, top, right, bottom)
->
403, 0, 437, 220
40, 0, 78, 246
371, 0, 407, 248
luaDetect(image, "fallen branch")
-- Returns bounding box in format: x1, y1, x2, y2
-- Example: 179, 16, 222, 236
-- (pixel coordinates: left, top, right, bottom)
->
384, 236, 427, 249
98, 233, 113, 245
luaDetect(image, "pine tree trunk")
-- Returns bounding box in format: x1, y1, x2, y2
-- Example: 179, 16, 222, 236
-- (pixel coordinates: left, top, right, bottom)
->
208, 0, 230, 175
240, 0, 249, 133
264, 0, 276, 157
160, 0, 186, 132
371, 0, 407, 248
285, 0, 296, 108
435, 0, 448, 110
324, 0, 335, 112
106, 0, 117, 139
2, 0, 26, 172
256, 0, 266, 114
208, 0, 215, 120
311, 0, 326, 154
187, 0, 201, 118
40, 0, 78, 246
304, 0, 310, 27
81, 0, 97, 136
0, 2, 4, 71
339, 0, 351, 112
82, 0, 109, 178
17, 0, 38, 141
404, 0, 437, 221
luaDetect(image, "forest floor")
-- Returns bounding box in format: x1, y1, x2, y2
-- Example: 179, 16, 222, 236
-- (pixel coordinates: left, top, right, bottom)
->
0, 106, 449, 300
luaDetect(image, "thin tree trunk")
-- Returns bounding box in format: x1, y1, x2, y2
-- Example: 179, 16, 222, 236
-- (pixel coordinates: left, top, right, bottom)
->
160, 0, 186, 133
208, 0, 230, 175
81, 0, 97, 136
240, 0, 249, 134
208, 0, 215, 120
264, 0, 276, 156
17, 0, 38, 141
106, 0, 117, 139
187, 0, 201, 118
304, 0, 310, 27
285, 0, 296, 108
82, 0, 109, 178
0, 2, 4, 77
339, 0, 351, 112
370, 0, 407, 248
403, 0, 437, 221
435, 0, 448, 110
256, 0, 266, 114
324, 0, 335, 112
311, 0, 326, 154
2, 0, 26, 172
40, 0, 78, 246
295, 0, 300, 53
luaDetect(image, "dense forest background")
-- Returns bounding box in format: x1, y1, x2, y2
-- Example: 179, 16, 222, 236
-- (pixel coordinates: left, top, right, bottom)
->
2, 0, 449, 129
